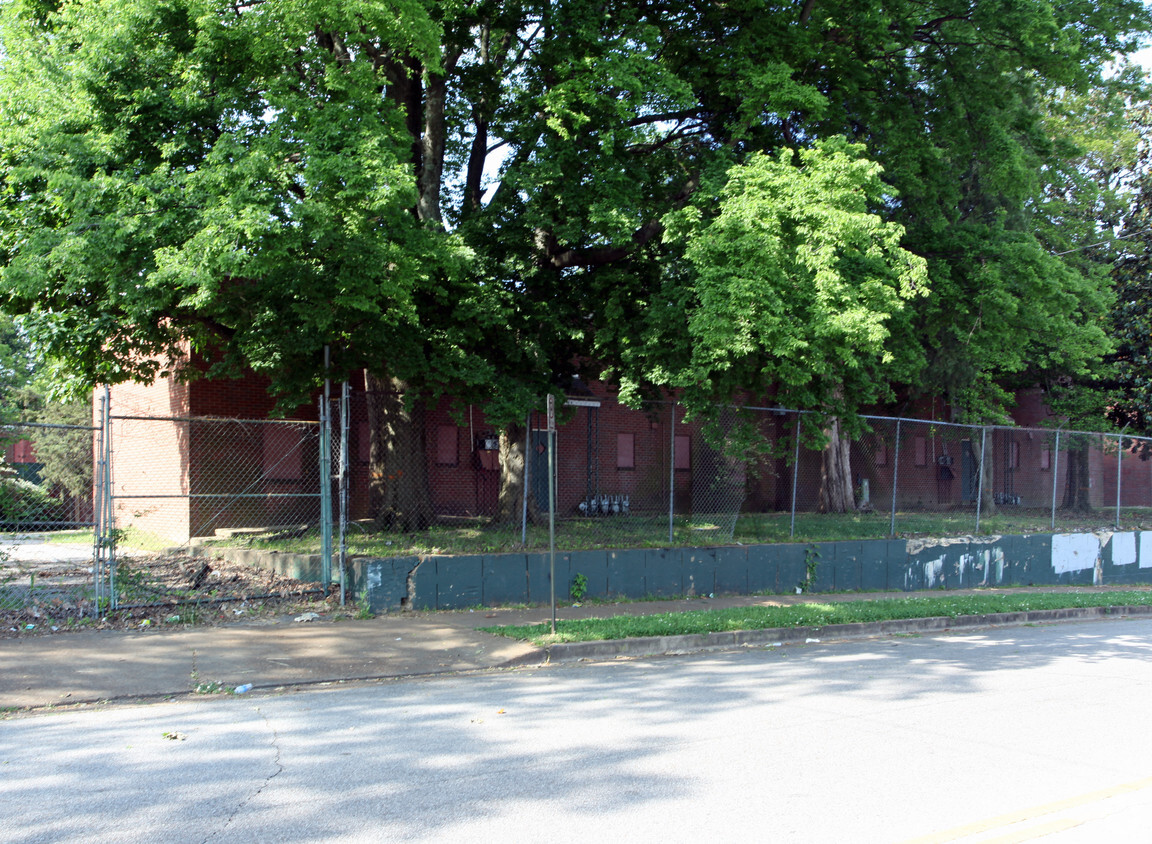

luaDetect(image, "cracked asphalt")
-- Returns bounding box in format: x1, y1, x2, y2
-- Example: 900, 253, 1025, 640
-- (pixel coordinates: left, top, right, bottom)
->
6, 618, 1152, 842
3, 586, 1149, 712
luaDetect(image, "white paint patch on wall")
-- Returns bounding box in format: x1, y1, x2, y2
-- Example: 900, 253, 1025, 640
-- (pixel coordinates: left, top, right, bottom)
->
1112, 532, 1137, 567
1051, 533, 1099, 574
959, 553, 972, 584
1140, 532, 1152, 569
992, 548, 1005, 584
923, 557, 945, 588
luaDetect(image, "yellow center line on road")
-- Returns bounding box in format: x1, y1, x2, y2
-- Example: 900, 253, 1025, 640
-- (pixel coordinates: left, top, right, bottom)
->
978, 817, 1084, 844
898, 775, 1152, 844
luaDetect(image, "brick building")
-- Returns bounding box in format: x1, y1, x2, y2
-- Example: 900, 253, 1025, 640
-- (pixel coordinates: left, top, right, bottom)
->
101, 371, 1151, 545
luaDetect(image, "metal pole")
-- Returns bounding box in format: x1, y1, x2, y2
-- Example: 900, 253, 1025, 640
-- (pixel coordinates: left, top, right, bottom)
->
104, 386, 117, 610
521, 413, 531, 546
1116, 426, 1128, 530
889, 419, 902, 537
547, 396, 557, 634
1051, 428, 1062, 532
975, 426, 987, 533
319, 347, 333, 590
319, 394, 331, 590
669, 402, 676, 544
93, 389, 107, 615
790, 414, 801, 538
339, 381, 350, 606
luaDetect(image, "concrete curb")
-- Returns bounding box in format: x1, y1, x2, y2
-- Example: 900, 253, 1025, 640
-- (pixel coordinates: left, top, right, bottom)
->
542, 604, 1152, 663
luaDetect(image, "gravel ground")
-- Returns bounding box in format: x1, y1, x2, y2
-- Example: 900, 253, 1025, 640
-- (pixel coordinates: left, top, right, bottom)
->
0, 541, 334, 638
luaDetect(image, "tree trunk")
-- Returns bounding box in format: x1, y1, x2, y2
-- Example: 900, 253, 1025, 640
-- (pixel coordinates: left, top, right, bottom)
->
497, 421, 541, 526
819, 418, 855, 513
364, 373, 434, 532
418, 70, 449, 224
975, 431, 997, 517
1062, 442, 1092, 512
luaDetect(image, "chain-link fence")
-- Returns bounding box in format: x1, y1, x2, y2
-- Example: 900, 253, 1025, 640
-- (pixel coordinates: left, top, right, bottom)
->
9, 384, 1152, 624
734, 412, 1152, 542
1, 414, 97, 621
2, 389, 329, 626
330, 394, 760, 556
324, 395, 1152, 557
104, 413, 323, 552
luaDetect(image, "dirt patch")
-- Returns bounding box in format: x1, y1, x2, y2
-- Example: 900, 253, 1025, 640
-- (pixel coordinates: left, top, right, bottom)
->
0, 552, 339, 639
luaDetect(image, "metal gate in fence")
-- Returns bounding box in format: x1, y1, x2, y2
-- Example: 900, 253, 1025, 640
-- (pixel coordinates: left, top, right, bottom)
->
93, 389, 326, 610
1, 390, 328, 624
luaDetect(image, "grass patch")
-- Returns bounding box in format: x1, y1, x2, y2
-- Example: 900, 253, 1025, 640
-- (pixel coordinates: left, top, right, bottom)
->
479, 590, 1152, 645
39, 529, 96, 546
205, 507, 1152, 560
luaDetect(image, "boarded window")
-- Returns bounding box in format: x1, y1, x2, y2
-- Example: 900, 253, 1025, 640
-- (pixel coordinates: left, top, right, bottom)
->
875, 439, 888, 467
617, 433, 635, 469
674, 435, 691, 470
263, 425, 303, 480
1040, 447, 1051, 470
914, 436, 927, 467
436, 425, 458, 466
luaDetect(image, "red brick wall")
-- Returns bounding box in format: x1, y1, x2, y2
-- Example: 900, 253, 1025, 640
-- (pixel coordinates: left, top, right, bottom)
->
189, 373, 318, 421
5, 440, 36, 463
105, 378, 192, 543
111, 369, 1147, 537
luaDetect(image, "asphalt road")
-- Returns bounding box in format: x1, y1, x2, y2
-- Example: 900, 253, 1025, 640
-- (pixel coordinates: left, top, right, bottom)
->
5, 618, 1152, 842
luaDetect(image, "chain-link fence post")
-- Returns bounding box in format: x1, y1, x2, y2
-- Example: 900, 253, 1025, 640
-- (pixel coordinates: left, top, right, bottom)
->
521, 413, 531, 546
547, 395, 557, 633
318, 392, 332, 590
93, 387, 110, 614
889, 418, 902, 537
974, 426, 986, 533
104, 387, 118, 610
338, 381, 350, 606
1050, 426, 1062, 531
669, 401, 676, 544
790, 413, 801, 538
93, 389, 103, 610
1116, 427, 1127, 530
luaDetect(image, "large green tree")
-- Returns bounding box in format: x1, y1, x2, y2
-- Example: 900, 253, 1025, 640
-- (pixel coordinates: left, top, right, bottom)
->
0, 314, 35, 421
807, 0, 1146, 420
1037, 70, 1151, 512
1107, 137, 1152, 438
2, 0, 1148, 525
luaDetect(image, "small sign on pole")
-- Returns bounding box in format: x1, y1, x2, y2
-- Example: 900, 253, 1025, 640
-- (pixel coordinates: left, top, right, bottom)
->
546, 393, 556, 433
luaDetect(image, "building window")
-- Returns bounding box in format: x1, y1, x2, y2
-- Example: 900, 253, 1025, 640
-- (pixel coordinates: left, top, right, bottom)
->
436, 425, 458, 466
914, 436, 927, 467
674, 435, 691, 470
617, 433, 635, 469
876, 439, 888, 467
1040, 447, 1051, 470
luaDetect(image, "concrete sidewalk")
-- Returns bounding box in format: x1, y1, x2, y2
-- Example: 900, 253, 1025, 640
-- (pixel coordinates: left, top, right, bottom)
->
2, 588, 1147, 712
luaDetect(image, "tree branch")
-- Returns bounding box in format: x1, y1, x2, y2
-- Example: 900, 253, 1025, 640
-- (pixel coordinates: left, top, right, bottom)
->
535, 174, 701, 268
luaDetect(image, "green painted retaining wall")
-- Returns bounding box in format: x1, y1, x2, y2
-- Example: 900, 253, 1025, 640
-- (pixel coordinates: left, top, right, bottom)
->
354, 530, 1152, 612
